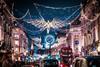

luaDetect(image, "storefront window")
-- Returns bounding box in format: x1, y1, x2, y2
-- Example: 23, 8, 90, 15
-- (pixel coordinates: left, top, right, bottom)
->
14, 40, 19, 45
14, 34, 19, 38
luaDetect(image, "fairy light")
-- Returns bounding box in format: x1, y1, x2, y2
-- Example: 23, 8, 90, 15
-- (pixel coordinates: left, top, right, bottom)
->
33, 3, 80, 10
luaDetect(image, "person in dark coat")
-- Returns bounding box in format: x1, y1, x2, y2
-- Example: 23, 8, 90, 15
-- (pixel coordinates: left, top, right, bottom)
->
2, 54, 13, 67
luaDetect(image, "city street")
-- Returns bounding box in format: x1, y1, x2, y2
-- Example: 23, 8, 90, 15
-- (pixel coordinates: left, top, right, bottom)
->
0, 0, 100, 67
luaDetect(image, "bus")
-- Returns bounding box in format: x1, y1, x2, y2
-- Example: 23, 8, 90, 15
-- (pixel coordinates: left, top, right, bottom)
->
59, 46, 73, 67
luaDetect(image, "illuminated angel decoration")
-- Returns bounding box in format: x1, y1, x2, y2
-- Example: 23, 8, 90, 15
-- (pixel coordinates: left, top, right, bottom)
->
31, 19, 65, 29
10, 2, 81, 33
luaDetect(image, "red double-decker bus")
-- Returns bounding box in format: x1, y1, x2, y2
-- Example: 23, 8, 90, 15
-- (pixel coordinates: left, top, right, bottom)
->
59, 46, 73, 67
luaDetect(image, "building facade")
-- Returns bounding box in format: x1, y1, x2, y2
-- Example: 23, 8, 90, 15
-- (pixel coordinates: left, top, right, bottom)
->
11, 27, 28, 61
80, 0, 100, 55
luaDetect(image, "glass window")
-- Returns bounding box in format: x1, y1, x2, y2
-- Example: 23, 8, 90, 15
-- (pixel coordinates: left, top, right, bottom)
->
15, 48, 19, 52
15, 40, 19, 45
14, 34, 19, 38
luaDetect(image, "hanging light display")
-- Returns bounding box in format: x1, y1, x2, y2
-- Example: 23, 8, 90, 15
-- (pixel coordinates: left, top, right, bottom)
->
30, 19, 65, 33
45, 34, 55, 45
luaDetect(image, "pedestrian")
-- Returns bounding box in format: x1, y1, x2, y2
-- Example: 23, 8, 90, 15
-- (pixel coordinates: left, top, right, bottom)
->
2, 54, 13, 67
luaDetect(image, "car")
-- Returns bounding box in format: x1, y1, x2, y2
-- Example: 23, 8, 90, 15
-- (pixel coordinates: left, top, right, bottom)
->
73, 57, 88, 67
86, 56, 100, 67
73, 56, 100, 67
42, 59, 59, 67
22, 65, 34, 67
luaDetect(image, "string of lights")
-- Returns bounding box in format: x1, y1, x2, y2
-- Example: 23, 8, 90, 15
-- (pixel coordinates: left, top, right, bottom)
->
18, 23, 45, 35
33, 3, 80, 10
18, 9, 30, 20
11, 3, 30, 20
25, 4, 81, 32
30, 8, 80, 29
19, 11, 100, 32
17, 7, 99, 32
6, 11, 99, 37
69, 11, 81, 24
9, 2, 81, 32
34, 3, 45, 21
5, 2, 100, 36
64, 7, 81, 22
11, 3, 14, 16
